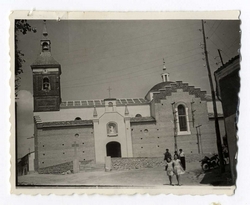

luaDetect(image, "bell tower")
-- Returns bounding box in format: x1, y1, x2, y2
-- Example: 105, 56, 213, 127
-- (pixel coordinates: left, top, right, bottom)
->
31, 20, 62, 112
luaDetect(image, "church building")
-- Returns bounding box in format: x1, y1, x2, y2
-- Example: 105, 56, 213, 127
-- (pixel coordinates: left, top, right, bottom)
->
32, 22, 224, 172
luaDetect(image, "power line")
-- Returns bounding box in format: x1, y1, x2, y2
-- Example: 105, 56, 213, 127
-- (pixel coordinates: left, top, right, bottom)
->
227, 38, 240, 50
64, 46, 202, 83
208, 21, 222, 39
207, 37, 231, 59
63, 49, 202, 86
55, 22, 200, 57
206, 21, 217, 36
55, 28, 201, 64
62, 57, 203, 89
58, 36, 202, 71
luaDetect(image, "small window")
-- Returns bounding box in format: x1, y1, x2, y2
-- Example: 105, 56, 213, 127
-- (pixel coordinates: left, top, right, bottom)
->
75, 117, 82, 121
42, 77, 50, 91
135, 114, 142, 117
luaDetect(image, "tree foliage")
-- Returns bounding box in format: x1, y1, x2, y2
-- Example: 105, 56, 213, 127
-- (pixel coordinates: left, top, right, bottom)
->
15, 20, 36, 96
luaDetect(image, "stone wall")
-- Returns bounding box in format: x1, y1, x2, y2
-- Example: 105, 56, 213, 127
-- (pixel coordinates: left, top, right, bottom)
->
111, 154, 214, 171
38, 161, 73, 174
111, 157, 165, 170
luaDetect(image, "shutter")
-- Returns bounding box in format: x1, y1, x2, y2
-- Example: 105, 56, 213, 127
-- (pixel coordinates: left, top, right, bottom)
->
49, 75, 55, 90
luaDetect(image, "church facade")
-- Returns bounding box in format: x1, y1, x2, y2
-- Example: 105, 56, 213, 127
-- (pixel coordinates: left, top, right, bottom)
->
32, 22, 224, 172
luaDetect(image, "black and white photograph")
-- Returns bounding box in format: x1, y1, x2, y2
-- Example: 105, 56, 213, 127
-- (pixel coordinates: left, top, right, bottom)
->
14, 15, 240, 193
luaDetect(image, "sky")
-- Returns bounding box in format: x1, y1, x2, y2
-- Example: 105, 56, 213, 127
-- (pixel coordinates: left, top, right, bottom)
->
16, 19, 240, 158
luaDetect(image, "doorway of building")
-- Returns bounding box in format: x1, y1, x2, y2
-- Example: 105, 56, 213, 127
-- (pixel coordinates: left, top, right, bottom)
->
106, 141, 121, 157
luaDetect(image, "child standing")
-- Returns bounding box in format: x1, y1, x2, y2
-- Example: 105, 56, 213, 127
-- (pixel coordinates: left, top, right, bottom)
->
173, 154, 185, 186
165, 158, 174, 186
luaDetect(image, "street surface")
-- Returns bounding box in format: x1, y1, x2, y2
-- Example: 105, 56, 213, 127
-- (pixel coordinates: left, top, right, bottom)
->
18, 161, 210, 186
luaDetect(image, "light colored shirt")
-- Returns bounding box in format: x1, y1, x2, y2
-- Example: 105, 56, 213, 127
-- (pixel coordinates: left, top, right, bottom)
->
179, 152, 185, 157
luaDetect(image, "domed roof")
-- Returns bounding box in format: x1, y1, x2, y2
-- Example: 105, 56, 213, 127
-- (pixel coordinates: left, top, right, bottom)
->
148, 81, 176, 92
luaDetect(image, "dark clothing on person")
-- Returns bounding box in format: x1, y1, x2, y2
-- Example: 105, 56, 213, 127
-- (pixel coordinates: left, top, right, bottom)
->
164, 152, 172, 161
174, 151, 179, 159
180, 157, 186, 170
179, 151, 186, 170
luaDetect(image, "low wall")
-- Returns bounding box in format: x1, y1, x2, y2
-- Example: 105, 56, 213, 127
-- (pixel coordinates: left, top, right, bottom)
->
38, 161, 73, 174
111, 157, 164, 170
111, 154, 212, 171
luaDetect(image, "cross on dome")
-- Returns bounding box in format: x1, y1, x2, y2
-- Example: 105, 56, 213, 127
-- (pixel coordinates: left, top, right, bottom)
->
161, 58, 170, 82
163, 58, 167, 71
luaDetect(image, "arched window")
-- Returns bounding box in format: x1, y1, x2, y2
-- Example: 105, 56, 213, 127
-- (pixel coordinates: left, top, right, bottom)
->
107, 122, 118, 136
42, 77, 50, 91
135, 114, 142, 117
74, 117, 82, 121
178, 105, 187, 131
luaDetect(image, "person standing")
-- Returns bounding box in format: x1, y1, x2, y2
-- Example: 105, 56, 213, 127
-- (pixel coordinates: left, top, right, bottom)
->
179, 149, 186, 170
174, 151, 179, 159
164, 149, 172, 161
165, 158, 174, 186
173, 154, 185, 186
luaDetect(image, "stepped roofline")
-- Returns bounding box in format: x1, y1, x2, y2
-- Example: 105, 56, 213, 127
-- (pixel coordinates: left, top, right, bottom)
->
145, 80, 207, 102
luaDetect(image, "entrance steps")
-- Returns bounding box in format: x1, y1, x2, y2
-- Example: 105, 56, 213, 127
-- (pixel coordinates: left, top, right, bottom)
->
79, 160, 104, 172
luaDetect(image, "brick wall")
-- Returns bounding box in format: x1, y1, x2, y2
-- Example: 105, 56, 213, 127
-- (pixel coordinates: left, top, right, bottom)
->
37, 125, 95, 169
131, 123, 174, 157
131, 89, 221, 156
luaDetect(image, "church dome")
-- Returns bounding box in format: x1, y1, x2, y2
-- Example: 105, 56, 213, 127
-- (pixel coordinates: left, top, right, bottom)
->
145, 81, 176, 101
148, 81, 176, 93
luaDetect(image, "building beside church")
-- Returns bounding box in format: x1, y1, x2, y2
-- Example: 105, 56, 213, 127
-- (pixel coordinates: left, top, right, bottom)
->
32, 22, 225, 172
214, 55, 240, 184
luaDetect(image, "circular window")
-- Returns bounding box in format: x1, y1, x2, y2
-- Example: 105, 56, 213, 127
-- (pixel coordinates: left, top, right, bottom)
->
144, 129, 148, 133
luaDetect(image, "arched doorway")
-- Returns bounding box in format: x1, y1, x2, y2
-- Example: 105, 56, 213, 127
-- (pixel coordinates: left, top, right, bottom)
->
106, 141, 121, 157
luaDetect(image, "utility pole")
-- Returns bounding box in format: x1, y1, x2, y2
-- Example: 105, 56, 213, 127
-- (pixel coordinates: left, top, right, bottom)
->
171, 102, 178, 152
196, 125, 202, 154
201, 20, 225, 173
217, 49, 224, 66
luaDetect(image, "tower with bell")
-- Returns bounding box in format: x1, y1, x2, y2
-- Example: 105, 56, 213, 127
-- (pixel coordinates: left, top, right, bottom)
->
161, 58, 170, 82
31, 20, 62, 112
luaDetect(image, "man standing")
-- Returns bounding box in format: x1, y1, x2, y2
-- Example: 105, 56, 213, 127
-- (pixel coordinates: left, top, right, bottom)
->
164, 149, 172, 161
179, 149, 186, 170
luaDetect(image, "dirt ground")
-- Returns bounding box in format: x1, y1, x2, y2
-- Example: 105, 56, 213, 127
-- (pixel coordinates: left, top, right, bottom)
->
17, 161, 232, 187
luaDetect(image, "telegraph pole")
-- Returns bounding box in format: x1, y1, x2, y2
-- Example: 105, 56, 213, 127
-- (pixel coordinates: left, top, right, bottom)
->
201, 20, 225, 173
171, 102, 178, 152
